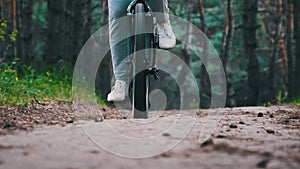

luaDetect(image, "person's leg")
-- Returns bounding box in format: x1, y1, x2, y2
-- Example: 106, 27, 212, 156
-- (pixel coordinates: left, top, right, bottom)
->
107, 0, 175, 101
109, 0, 174, 80
107, 0, 132, 101
108, 0, 132, 81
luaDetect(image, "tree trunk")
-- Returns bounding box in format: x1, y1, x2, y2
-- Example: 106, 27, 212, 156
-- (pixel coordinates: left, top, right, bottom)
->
287, 0, 294, 99
9, 0, 16, 59
268, 0, 284, 102
10, 0, 16, 30
82, 0, 92, 44
46, 0, 67, 67
68, 0, 82, 66
220, 0, 234, 106
196, 0, 207, 33
220, 0, 234, 69
0, 0, 9, 20
64, 0, 74, 66
294, 0, 300, 97
0, 0, 4, 19
177, 0, 193, 109
65, 0, 93, 67
196, 0, 211, 108
261, 0, 273, 45
16, 0, 33, 65
243, 0, 260, 105
181, 0, 193, 65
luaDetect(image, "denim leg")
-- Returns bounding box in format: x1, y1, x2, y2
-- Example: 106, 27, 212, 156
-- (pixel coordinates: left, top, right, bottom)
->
108, 0, 132, 81
108, 0, 170, 80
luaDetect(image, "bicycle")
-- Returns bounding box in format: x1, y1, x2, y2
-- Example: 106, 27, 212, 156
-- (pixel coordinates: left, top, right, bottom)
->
127, 0, 160, 119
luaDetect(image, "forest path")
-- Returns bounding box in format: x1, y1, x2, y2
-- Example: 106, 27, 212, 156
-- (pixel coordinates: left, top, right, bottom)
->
0, 106, 299, 169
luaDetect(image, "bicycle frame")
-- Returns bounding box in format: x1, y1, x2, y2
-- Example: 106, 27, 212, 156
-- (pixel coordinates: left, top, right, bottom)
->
127, 0, 152, 15
127, 0, 159, 118
127, 0, 159, 72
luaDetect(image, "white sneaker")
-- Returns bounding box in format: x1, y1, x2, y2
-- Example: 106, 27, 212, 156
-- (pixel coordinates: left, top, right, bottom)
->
107, 80, 127, 102
158, 22, 176, 49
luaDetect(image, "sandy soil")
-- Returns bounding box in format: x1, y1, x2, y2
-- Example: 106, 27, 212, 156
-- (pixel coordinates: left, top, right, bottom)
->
0, 105, 299, 169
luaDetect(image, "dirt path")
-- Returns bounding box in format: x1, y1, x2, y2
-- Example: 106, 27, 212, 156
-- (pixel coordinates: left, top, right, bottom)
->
0, 106, 299, 169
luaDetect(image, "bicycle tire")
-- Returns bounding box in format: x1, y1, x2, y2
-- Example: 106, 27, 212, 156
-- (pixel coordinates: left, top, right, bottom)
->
132, 3, 149, 118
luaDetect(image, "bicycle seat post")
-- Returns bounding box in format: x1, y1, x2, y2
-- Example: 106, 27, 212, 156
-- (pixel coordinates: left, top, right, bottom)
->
127, 0, 157, 119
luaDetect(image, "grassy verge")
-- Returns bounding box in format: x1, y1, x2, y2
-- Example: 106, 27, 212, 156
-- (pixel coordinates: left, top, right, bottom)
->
0, 63, 71, 106
291, 98, 300, 105
0, 62, 106, 107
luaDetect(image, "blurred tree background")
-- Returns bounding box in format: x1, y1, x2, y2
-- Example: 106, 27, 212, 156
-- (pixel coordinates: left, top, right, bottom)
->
0, 0, 299, 108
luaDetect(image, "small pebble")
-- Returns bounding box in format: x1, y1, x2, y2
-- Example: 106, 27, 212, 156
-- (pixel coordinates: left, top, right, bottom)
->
258, 112, 264, 117
269, 114, 274, 118
282, 120, 289, 124
162, 133, 170, 137
266, 129, 275, 134
89, 150, 100, 154
95, 117, 103, 122
21, 151, 29, 156
257, 159, 269, 168
239, 121, 245, 125
200, 138, 214, 147
66, 118, 74, 124
160, 152, 172, 158
216, 135, 226, 138
229, 124, 238, 128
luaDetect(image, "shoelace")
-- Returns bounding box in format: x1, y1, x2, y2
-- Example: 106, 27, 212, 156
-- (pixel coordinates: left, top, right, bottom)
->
159, 23, 173, 38
111, 81, 124, 91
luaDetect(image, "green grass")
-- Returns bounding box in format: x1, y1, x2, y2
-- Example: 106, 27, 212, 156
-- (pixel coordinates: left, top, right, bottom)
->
0, 63, 71, 106
0, 62, 106, 107
291, 98, 300, 105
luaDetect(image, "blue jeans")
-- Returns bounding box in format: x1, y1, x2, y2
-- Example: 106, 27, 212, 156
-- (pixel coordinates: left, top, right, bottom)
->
108, 0, 169, 80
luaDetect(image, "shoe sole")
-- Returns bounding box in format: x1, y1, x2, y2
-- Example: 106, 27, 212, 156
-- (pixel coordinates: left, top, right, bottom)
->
107, 96, 126, 102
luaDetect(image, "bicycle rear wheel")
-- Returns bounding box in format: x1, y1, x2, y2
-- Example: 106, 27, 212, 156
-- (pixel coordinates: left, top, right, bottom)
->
132, 3, 149, 118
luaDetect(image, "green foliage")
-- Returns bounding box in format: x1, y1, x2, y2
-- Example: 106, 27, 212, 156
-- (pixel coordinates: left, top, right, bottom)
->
276, 91, 288, 104
264, 102, 273, 107
203, 0, 222, 8
0, 20, 17, 42
32, 1, 47, 28
92, 0, 101, 31
203, 3, 224, 52
0, 60, 107, 107
0, 60, 71, 106
210, 30, 223, 52
291, 98, 300, 105
0, 20, 18, 58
